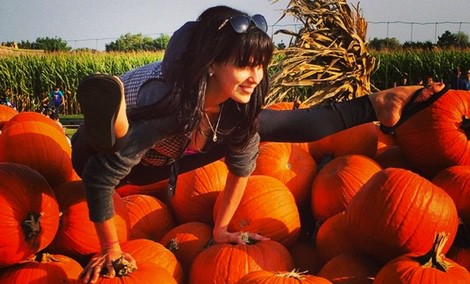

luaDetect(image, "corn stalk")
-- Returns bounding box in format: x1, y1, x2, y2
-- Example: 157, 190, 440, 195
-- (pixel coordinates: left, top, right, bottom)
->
268, 0, 377, 106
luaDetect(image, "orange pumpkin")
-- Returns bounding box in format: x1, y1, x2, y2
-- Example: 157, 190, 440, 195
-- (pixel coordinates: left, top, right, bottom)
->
310, 154, 381, 222
2, 111, 65, 134
0, 105, 18, 129
169, 160, 227, 225
373, 145, 415, 170
120, 239, 184, 283
189, 238, 294, 284
238, 269, 332, 284
95, 264, 177, 284
0, 162, 59, 268
122, 194, 175, 241
47, 180, 129, 263
0, 252, 82, 283
344, 168, 459, 264
374, 232, 470, 284
288, 241, 322, 275
160, 221, 213, 273
213, 175, 301, 247
317, 253, 381, 284
315, 212, 357, 267
253, 142, 317, 206
307, 122, 379, 164
0, 118, 75, 187
432, 165, 470, 228
394, 89, 470, 179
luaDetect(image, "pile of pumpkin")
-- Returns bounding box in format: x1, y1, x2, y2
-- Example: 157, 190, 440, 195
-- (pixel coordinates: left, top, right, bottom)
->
0, 88, 469, 283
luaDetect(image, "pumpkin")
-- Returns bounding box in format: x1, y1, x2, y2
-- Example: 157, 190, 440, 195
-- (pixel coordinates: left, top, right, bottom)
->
0, 252, 82, 283
159, 221, 213, 273
315, 212, 357, 267
169, 160, 228, 225
0, 118, 75, 187
2, 111, 64, 134
120, 239, 184, 283
317, 253, 381, 284
374, 232, 470, 284
116, 179, 168, 200
0, 104, 18, 129
394, 89, 470, 179
253, 142, 317, 206
288, 241, 322, 275
189, 237, 294, 284
47, 180, 129, 263
94, 264, 177, 284
432, 165, 470, 227
238, 269, 332, 284
310, 154, 381, 222
446, 222, 470, 271
0, 162, 59, 268
122, 194, 175, 241
344, 168, 459, 264
373, 145, 415, 170
213, 175, 301, 247
307, 122, 379, 164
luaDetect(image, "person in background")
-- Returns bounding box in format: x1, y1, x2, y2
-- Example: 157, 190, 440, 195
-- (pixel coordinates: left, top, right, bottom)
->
449, 67, 467, 90
466, 69, 470, 91
44, 85, 64, 118
72, 5, 448, 283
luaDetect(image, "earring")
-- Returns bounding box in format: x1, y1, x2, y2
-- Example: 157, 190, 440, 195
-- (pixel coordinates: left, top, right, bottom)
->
209, 72, 214, 77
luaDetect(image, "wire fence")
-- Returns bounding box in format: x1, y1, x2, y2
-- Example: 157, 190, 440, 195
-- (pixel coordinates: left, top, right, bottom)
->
64, 21, 470, 50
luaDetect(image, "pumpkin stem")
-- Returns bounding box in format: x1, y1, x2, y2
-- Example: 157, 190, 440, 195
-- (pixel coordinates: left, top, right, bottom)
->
165, 238, 179, 252
21, 211, 43, 242
413, 232, 450, 272
275, 269, 309, 279
460, 116, 470, 139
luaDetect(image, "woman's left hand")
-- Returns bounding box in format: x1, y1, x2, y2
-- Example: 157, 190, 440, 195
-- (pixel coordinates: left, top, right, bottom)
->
213, 229, 269, 245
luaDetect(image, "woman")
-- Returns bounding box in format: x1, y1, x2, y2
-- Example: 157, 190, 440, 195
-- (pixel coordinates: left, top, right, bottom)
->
73, 5, 447, 283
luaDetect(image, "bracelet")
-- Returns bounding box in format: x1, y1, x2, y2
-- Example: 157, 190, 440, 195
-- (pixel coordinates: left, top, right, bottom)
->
101, 240, 119, 248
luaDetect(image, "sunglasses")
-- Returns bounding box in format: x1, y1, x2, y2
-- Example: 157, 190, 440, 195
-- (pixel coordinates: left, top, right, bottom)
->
218, 14, 268, 33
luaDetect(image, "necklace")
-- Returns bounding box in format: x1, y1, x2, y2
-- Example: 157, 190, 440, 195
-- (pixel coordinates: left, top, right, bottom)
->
204, 104, 224, 142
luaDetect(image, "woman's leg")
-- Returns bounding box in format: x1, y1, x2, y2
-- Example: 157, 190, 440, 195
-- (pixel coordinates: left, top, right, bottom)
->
258, 96, 376, 142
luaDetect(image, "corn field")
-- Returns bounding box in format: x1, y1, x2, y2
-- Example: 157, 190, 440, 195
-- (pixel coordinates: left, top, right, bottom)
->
0, 50, 163, 114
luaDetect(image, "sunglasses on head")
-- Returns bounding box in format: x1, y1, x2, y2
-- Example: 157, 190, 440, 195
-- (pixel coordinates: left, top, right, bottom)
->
218, 14, 268, 34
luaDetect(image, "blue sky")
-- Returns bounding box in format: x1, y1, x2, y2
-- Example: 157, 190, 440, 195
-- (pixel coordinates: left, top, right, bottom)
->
1, 0, 469, 50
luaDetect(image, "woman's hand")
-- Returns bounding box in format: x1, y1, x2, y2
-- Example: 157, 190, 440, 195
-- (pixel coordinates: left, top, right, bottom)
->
213, 228, 270, 245
79, 249, 137, 284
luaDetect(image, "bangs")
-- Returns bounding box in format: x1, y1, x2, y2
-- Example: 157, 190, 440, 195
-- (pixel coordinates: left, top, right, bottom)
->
216, 28, 274, 68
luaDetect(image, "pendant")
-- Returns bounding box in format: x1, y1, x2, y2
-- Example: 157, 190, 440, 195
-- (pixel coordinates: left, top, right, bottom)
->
213, 134, 218, 142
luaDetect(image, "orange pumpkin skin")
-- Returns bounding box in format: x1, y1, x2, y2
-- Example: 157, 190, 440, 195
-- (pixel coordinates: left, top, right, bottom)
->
344, 168, 459, 264
213, 175, 301, 247
95, 264, 177, 284
394, 89, 470, 179
238, 270, 332, 284
122, 194, 175, 241
310, 154, 381, 222
432, 165, 470, 227
169, 160, 228, 225
2, 111, 64, 134
159, 221, 213, 273
374, 233, 470, 284
373, 145, 415, 170
315, 212, 357, 267
47, 181, 129, 263
120, 239, 184, 284
0, 162, 59, 268
0, 119, 74, 187
317, 253, 381, 284
254, 142, 317, 206
0, 105, 18, 129
288, 241, 322, 275
189, 239, 294, 284
0, 253, 82, 283
307, 122, 379, 163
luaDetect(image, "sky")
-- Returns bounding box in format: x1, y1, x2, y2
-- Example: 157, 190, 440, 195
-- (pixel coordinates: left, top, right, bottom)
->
1, 0, 470, 50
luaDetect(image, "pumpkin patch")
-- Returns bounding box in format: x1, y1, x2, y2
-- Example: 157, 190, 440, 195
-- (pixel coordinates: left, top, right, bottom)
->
1, 104, 470, 282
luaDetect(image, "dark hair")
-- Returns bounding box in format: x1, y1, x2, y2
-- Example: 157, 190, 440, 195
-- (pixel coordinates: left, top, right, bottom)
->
165, 5, 274, 149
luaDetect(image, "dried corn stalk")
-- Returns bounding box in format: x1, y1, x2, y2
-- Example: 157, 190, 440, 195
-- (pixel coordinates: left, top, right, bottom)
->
268, 0, 377, 106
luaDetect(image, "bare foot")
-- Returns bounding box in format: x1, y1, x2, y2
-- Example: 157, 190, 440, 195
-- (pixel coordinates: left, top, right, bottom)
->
113, 76, 129, 139
368, 82, 446, 128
